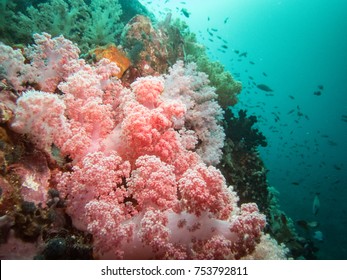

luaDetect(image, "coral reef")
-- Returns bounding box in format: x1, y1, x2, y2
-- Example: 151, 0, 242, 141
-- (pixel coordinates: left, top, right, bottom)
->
224, 108, 267, 151
0, 33, 287, 259
0, 1, 310, 259
1, 0, 124, 52
219, 108, 317, 259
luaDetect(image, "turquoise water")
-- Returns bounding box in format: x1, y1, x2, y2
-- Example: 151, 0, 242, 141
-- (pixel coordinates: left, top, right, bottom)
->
143, 0, 347, 259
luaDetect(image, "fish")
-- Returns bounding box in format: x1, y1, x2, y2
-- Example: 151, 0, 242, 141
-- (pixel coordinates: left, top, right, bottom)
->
239, 51, 247, 57
291, 182, 300, 186
317, 85, 324, 90
256, 84, 273, 92
207, 16, 210, 21
224, 17, 229, 24
314, 91, 322, 96
221, 44, 228, 49
307, 221, 319, 228
296, 220, 319, 230
313, 230, 324, 242
262, 72, 268, 77
288, 95, 295, 99
181, 8, 190, 18
333, 164, 342, 170
249, 61, 255, 65
312, 193, 320, 216
211, 28, 218, 32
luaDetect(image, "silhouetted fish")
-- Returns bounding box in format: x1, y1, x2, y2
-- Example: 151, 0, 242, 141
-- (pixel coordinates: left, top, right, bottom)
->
333, 164, 342, 170
312, 193, 320, 216
318, 85, 324, 90
181, 8, 190, 18
296, 220, 319, 230
314, 91, 321, 96
256, 84, 273, 92
224, 17, 229, 24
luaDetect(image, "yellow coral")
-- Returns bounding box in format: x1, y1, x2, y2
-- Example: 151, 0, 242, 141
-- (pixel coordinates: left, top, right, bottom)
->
91, 44, 131, 78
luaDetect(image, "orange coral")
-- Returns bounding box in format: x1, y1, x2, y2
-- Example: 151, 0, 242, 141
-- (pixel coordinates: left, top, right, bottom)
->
92, 44, 131, 78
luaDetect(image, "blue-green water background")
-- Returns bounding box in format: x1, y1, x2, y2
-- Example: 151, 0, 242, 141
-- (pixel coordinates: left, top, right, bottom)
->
141, 0, 347, 259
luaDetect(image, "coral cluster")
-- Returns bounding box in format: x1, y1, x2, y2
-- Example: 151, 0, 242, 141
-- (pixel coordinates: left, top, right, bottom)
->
0, 33, 287, 259
1, 0, 124, 52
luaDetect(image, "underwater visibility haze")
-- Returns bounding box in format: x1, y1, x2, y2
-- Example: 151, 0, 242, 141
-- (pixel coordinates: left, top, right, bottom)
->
0, 0, 346, 260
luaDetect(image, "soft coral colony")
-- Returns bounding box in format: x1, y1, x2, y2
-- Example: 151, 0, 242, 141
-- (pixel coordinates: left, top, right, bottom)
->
0, 1, 287, 259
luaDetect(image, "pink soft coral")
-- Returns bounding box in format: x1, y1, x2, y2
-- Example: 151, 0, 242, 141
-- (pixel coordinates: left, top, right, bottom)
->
127, 155, 179, 212
3, 34, 287, 260
26, 32, 84, 92
11, 90, 69, 153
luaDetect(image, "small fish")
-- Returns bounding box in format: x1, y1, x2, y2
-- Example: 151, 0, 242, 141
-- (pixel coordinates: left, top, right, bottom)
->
211, 28, 218, 32
224, 17, 229, 24
291, 182, 300, 186
239, 51, 247, 57
262, 72, 268, 77
249, 61, 255, 65
181, 8, 190, 18
333, 164, 342, 170
296, 220, 319, 230
221, 44, 228, 49
313, 230, 324, 242
307, 221, 319, 228
234, 50, 240, 54
312, 193, 320, 216
314, 91, 322, 96
317, 85, 324, 90
256, 84, 273, 92
328, 140, 337, 146
288, 95, 295, 99
207, 16, 210, 21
